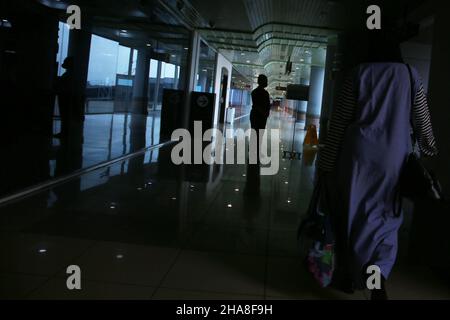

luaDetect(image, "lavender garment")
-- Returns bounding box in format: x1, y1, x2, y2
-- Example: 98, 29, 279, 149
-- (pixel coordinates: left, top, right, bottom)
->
336, 63, 421, 286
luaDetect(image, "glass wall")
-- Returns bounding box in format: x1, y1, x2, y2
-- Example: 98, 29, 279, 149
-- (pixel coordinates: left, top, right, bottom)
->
85, 35, 188, 114
55, 22, 190, 175
195, 40, 216, 93
56, 22, 69, 76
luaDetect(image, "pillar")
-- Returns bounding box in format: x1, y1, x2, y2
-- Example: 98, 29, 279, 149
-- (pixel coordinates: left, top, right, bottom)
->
427, 3, 450, 194
132, 48, 150, 114
319, 36, 342, 142
297, 76, 310, 127
305, 66, 325, 128
153, 60, 162, 110
67, 27, 92, 121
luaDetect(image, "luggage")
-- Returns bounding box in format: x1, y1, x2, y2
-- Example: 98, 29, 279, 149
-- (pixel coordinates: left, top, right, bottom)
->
297, 177, 335, 288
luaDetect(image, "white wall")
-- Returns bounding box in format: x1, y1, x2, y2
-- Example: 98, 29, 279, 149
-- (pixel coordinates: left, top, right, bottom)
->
213, 53, 233, 126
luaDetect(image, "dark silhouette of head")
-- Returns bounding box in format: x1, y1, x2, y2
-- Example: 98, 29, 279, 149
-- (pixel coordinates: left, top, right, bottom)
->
363, 29, 404, 63
257, 74, 268, 88
62, 57, 74, 70
343, 27, 404, 69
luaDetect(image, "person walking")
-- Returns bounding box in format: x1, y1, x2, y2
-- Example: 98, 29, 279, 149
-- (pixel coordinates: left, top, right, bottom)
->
317, 30, 438, 300
250, 74, 271, 163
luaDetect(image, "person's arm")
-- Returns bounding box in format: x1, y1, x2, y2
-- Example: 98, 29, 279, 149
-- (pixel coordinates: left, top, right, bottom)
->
412, 84, 438, 157
317, 76, 358, 173
265, 91, 271, 117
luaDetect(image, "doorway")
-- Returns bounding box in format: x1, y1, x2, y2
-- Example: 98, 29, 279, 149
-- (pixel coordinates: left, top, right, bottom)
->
218, 67, 228, 123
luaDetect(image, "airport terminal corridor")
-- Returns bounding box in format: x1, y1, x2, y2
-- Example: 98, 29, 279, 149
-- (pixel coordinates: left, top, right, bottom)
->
1, 0, 450, 305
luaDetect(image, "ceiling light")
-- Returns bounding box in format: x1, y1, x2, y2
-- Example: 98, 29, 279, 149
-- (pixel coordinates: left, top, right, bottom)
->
246, 60, 250, 63
184, 47, 189, 50
241, 52, 245, 56
146, 43, 151, 47
121, 29, 127, 33
171, 54, 176, 58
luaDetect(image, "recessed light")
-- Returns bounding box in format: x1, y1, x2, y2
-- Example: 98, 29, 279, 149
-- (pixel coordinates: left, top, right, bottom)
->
146, 43, 151, 47
227, 204, 233, 208
116, 254, 124, 259
121, 29, 127, 33
246, 60, 250, 63
38, 249, 47, 254
184, 47, 189, 50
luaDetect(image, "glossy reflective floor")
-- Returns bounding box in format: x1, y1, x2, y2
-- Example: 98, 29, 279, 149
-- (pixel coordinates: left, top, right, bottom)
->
0, 112, 162, 197
1, 111, 449, 300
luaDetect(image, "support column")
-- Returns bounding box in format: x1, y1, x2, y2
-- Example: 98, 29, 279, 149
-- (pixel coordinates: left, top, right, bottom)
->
174, 65, 180, 89
319, 36, 342, 142
305, 66, 325, 128
183, 31, 201, 129
153, 60, 162, 110
67, 27, 91, 122
297, 76, 310, 128
428, 3, 450, 194
132, 48, 150, 114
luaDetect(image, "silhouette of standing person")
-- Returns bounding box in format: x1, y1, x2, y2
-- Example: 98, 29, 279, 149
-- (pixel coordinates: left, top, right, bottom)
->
250, 74, 271, 163
55, 57, 75, 139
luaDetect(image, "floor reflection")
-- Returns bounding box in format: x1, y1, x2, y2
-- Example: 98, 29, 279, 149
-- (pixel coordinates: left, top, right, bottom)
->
0, 111, 449, 300
0, 112, 162, 198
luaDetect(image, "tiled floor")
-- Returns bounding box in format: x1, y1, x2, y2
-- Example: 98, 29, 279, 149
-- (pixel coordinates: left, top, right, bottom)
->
0, 112, 162, 197
0, 111, 449, 300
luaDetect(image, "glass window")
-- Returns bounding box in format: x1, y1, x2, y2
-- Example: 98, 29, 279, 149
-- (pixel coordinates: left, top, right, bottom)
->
87, 35, 120, 86
56, 22, 69, 76
116, 45, 131, 75
195, 41, 216, 93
